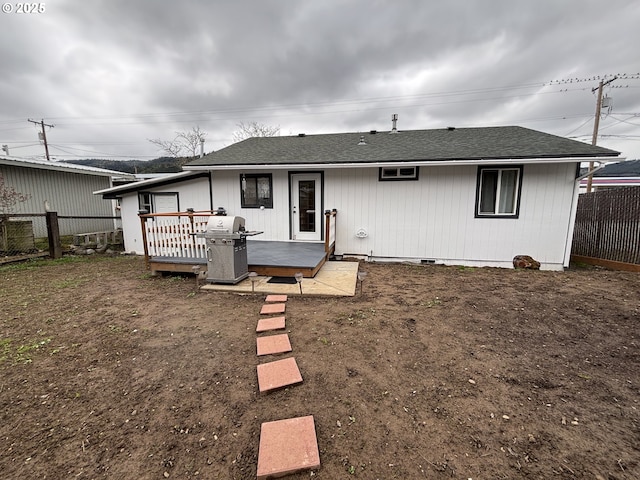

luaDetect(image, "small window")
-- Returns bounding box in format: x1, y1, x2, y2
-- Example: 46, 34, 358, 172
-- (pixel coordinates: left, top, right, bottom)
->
379, 166, 419, 181
138, 193, 152, 213
475, 166, 522, 218
138, 192, 179, 214
240, 174, 273, 208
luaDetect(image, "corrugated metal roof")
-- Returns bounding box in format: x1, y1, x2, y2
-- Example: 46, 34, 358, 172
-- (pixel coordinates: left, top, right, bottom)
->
185, 126, 620, 168
0, 156, 135, 179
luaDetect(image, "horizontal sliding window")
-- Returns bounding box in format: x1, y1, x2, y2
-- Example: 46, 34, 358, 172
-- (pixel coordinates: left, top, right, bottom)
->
379, 166, 419, 181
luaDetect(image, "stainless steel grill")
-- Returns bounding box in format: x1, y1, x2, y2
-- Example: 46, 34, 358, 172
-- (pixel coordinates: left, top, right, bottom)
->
197, 216, 262, 284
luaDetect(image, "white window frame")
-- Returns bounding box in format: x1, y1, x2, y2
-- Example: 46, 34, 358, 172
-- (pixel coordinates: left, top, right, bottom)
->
138, 192, 179, 214
475, 166, 523, 218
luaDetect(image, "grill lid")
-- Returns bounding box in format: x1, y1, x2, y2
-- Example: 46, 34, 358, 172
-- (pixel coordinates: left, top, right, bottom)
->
205, 215, 245, 235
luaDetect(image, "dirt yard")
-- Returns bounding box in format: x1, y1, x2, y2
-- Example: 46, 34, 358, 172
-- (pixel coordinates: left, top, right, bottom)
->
0, 255, 638, 479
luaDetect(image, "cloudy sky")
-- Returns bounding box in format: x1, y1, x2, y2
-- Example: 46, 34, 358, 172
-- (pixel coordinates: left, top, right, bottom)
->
1, 0, 639, 162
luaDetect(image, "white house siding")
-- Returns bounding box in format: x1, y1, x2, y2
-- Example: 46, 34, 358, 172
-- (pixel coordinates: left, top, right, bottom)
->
204, 164, 577, 270
324, 163, 578, 270
1, 164, 114, 237
211, 170, 292, 240
119, 176, 212, 254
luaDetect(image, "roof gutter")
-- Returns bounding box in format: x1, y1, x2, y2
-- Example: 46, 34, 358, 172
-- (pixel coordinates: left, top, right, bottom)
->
183, 156, 621, 171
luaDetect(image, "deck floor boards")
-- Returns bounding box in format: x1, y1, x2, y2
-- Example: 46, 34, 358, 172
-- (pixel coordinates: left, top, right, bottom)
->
149, 240, 327, 273
247, 240, 326, 269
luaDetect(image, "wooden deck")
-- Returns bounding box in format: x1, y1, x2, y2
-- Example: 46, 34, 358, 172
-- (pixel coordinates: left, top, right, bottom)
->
149, 240, 329, 278
142, 209, 337, 279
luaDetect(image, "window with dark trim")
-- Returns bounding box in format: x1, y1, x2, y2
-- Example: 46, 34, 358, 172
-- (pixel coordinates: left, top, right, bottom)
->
240, 173, 273, 208
475, 166, 523, 218
379, 166, 419, 181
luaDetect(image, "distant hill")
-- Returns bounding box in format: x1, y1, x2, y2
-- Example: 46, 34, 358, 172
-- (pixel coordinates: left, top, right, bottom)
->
65, 157, 190, 174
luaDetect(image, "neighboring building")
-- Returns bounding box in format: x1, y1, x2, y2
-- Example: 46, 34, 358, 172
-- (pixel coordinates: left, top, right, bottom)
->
94, 171, 212, 253
579, 159, 640, 192
99, 125, 620, 270
0, 156, 134, 237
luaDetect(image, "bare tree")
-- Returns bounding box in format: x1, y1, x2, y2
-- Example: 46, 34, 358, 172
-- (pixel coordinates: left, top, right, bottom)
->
0, 174, 31, 217
148, 126, 208, 159
231, 121, 280, 143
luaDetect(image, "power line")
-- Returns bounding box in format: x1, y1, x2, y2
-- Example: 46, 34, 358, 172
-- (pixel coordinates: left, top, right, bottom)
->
2, 82, 590, 128
48, 144, 158, 158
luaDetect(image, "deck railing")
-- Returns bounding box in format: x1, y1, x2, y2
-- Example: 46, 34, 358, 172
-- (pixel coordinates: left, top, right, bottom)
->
324, 209, 337, 255
139, 210, 213, 262
139, 208, 338, 264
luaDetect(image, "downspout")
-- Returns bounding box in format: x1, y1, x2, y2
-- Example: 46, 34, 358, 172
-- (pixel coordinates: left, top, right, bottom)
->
563, 162, 595, 268
208, 171, 214, 212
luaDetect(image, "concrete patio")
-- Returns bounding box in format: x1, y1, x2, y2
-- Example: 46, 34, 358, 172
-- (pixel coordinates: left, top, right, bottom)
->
199, 260, 359, 296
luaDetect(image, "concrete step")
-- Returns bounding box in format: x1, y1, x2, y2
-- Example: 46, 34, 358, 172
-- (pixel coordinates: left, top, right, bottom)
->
256, 333, 292, 356
256, 316, 286, 333
257, 357, 303, 393
257, 415, 320, 480
265, 294, 288, 303
260, 303, 286, 315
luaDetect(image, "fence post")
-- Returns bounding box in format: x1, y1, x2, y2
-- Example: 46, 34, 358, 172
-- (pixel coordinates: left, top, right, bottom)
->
46, 211, 63, 259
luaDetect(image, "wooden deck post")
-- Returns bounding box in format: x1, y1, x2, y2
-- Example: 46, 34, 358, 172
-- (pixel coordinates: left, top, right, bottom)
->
324, 209, 337, 255
138, 210, 150, 269
187, 208, 197, 253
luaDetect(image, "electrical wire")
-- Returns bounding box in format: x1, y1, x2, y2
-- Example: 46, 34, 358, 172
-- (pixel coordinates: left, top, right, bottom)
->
48, 144, 157, 158
0, 83, 593, 129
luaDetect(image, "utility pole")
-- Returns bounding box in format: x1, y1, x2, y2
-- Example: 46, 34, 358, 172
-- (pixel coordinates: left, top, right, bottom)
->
586, 76, 617, 193
28, 118, 54, 161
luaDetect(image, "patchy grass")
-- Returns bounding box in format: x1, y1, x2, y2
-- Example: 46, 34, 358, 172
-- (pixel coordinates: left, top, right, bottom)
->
0, 337, 52, 365
53, 277, 87, 289
418, 297, 442, 307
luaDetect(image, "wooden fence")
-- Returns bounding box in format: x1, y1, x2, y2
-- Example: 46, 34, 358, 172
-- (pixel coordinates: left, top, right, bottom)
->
571, 186, 640, 270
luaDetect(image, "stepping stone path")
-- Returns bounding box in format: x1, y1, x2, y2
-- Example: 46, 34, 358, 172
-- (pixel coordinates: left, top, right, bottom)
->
256, 333, 292, 356
257, 357, 303, 393
260, 303, 286, 315
254, 294, 320, 478
256, 316, 286, 333
257, 415, 320, 480
265, 294, 288, 303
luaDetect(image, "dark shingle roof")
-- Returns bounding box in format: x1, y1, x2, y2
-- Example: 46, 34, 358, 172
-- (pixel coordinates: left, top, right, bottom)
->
186, 126, 619, 168
593, 159, 640, 176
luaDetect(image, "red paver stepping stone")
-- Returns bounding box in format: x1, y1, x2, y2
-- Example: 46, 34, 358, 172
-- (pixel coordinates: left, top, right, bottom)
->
260, 303, 286, 315
257, 415, 320, 479
256, 334, 292, 356
257, 357, 303, 393
265, 294, 288, 303
256, 316, 286, 333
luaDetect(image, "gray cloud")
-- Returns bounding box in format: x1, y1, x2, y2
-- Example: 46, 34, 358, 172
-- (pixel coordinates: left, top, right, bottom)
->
0, 0, 638, 160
